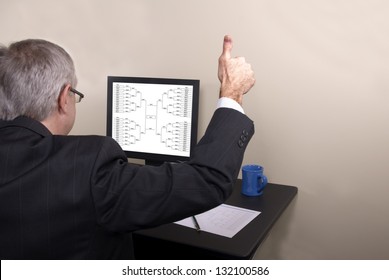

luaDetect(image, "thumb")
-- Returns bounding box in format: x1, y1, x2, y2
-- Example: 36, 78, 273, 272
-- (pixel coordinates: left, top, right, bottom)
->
221, 35, 233, 60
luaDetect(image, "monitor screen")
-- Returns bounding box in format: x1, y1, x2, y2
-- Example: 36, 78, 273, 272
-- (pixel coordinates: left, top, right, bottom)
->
106, 76, 200, 165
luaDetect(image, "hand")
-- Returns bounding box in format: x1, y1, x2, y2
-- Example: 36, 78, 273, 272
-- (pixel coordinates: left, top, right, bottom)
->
218, 35, 255, 105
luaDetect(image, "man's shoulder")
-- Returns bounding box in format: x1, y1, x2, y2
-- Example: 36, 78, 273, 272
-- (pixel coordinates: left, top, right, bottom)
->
53, 134, 126, 161
55, 134, 118, 146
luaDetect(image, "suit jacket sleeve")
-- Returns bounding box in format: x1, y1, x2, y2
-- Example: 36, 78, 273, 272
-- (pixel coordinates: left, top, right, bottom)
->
91, 108, 254, 232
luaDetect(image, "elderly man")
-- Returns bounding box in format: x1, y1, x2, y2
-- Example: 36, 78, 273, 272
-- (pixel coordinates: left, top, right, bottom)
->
0, 35, 255, 259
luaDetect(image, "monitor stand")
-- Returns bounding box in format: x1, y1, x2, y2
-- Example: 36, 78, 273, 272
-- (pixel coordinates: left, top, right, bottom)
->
145, 160, 164, 166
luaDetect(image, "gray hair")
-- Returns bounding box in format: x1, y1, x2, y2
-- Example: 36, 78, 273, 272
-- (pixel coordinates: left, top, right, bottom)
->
0, 39, 77, 121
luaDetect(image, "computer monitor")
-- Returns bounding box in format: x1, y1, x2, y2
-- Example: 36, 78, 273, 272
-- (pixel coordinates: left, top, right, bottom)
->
106, 76, 200, 166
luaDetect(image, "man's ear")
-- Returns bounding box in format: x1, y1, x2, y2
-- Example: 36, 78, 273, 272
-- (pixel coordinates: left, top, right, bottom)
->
57, 84, 71, 114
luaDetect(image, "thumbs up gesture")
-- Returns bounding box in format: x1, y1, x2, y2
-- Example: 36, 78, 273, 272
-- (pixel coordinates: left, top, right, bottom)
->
218, 35, 255, 105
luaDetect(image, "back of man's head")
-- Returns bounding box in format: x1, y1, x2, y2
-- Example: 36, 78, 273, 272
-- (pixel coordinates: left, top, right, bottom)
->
0, 39, 77, 121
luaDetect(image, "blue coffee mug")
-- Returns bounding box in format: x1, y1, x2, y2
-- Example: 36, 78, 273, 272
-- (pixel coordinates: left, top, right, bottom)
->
241, 164, 268, 196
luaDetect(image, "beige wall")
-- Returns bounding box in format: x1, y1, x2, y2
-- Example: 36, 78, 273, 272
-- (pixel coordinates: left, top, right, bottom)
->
1, 0, 389, 259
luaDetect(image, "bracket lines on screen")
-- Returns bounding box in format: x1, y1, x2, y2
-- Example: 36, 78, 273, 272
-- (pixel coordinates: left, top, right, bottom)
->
112, 82, 193, 156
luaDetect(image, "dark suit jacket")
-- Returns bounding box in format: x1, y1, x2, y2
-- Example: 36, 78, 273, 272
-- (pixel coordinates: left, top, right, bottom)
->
0, 108, 254, 259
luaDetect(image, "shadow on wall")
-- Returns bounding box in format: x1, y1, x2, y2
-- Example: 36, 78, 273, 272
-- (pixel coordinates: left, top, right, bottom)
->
253, 196, 298, 260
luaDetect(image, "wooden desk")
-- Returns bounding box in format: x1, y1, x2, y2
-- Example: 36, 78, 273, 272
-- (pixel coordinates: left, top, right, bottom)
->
133, 180, 298, 259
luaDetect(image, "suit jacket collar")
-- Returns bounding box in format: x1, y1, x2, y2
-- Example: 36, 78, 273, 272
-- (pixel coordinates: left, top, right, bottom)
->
0, 116, 52, 137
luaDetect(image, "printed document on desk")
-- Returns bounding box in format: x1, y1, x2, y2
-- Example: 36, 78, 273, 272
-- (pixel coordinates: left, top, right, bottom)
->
174, 204, 261, 238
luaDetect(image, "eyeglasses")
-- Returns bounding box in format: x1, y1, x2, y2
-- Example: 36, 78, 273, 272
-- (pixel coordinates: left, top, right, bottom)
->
69, 87, 85, 103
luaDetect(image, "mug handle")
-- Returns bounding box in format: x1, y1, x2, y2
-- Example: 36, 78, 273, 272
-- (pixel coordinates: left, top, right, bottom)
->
257, 174, 268, 190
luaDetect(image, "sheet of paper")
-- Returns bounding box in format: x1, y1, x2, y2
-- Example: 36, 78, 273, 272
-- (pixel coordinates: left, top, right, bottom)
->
174, 204, 261, 238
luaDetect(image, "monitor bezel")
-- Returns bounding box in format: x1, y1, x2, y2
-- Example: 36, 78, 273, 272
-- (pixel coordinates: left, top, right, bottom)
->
106, 76, 200, 165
